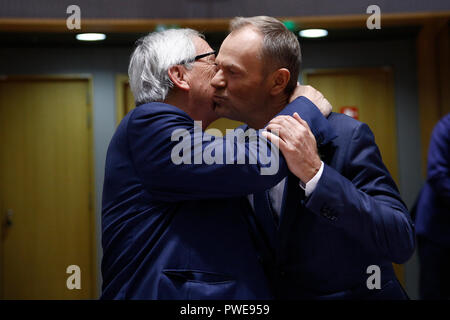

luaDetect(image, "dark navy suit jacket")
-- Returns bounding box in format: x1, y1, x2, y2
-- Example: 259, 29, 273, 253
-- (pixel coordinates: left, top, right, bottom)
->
101, 97, 334, 299
252, 112, 415, 299
415, 114, 450, 246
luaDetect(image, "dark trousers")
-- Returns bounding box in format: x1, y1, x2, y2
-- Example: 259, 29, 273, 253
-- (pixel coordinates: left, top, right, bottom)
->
417, 235, 450, 300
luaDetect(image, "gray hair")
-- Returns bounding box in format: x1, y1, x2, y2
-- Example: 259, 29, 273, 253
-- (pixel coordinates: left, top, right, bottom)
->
128, 28, 202, 105
230, 16, 301, 94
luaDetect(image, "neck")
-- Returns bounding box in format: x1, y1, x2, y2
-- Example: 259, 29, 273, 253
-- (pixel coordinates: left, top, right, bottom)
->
165, 91, 188, 113
248, 94, 289, 129
164, 93, 212, 131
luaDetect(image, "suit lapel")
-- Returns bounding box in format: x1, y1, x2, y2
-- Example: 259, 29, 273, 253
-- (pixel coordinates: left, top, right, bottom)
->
277, 172, 304, 262
253, 190, 278, 250
240, 197, 276, 264
277, 177, 289, 229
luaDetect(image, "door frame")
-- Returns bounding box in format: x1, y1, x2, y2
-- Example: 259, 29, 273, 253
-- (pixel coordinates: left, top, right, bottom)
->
0, 74, 97, 299
116, 74, 131, 126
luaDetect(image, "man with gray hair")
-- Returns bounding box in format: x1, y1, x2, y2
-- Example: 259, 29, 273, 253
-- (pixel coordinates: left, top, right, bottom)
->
211, 16, 414, 299
101, 27, 334, 299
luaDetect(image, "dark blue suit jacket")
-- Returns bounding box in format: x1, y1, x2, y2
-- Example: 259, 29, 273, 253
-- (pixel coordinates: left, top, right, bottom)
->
415, 114, 450, 246
101, 97, 334, 299
253, 112, 415, 299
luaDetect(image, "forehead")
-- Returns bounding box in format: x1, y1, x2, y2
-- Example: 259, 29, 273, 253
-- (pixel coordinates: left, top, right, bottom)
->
217, 27, 264, 71
192, 36, 213, 54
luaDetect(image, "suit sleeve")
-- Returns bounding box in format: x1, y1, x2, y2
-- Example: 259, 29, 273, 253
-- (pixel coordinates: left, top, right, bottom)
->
305, 122, 415, 264
127, 98, 329, 202
427, 116, 450, 207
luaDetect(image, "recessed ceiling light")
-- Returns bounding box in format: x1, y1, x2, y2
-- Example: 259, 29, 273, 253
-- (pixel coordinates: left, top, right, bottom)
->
76, 33, 106, 41
299, 29, 328, 38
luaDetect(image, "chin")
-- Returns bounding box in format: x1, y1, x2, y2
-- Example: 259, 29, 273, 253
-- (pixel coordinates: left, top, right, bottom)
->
209, 115, 220, 125
213, 104, 228, 118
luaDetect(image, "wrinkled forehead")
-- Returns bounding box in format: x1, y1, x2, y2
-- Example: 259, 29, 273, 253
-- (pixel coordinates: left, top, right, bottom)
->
227, 27, 263, 50
217, 27, 264, 70
192, 36, 214, 55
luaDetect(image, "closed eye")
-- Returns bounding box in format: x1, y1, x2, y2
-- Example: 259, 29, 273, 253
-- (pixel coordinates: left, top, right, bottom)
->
225, 66, 240, 76
215, 62, 242, 76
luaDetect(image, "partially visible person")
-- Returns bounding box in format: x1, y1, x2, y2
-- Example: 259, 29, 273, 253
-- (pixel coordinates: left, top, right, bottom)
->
415, 113, 450, 300
101, 28, 334, 299
213, 15, 415, 299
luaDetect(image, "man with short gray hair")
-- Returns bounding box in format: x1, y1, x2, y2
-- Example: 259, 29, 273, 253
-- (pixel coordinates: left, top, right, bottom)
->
212, 15, 415, 299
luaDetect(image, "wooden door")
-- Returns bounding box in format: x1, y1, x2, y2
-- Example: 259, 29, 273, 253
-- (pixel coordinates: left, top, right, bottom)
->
0, 78, 95, 299
304, 68, 399, 185
303, 68, 404, 284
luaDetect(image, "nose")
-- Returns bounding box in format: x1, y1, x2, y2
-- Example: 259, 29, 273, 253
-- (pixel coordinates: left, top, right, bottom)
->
211, 69, 226, 89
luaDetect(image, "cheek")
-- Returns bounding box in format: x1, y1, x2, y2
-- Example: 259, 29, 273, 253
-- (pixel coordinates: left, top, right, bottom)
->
200, 69, 216, 91
227, 80, 251, 105
201, 66, 217, 82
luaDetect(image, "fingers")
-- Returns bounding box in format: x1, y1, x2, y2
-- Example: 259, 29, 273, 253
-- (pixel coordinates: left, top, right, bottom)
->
267, 121, 305, 150
322, 97, 333, 114
293, 112, 317, 142
261, 130, 287, 151
293, 112, 311, 131
267, 118, 301, 140
269, 115, 308, 136
265, 123, 284, 136
268, 115, 304, 127
266, 123, 301, 149
268, 113, 317, 148
300, 85, 332, 117
292, 85, 332, 117
265, 123, 293, 143
268, 117, 306, 140
289, 84, 309, 103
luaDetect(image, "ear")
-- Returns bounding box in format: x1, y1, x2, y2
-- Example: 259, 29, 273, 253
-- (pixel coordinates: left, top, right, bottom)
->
168, 65, 190, 91
269, 68, 290, 96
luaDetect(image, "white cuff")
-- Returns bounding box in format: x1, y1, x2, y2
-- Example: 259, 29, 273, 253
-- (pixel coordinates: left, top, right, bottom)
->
299, 161, 324, 197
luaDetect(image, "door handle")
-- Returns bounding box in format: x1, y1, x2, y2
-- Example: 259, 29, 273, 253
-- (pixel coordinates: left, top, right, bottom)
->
6, 209, 13, 227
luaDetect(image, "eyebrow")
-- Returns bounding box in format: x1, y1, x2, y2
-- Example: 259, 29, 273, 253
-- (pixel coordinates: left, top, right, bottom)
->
217, 61, 245, 74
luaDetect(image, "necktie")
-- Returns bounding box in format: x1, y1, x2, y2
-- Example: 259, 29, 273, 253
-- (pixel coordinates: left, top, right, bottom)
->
253, 189, 278, 250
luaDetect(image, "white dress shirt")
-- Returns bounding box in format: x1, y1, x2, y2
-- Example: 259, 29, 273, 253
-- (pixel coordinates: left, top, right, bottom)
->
248, 161, 324, 217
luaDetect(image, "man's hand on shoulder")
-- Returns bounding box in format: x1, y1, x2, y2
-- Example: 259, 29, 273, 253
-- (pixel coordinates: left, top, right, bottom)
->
262, 112, 322, 184
289, 84, 333, 118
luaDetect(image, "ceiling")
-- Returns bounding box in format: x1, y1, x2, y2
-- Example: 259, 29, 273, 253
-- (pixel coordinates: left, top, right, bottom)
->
0, 26, 420, 50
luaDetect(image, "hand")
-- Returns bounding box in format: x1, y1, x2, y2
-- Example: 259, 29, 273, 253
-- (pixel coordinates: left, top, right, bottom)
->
289, 84, 333, 117
262, 112, 322, 183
